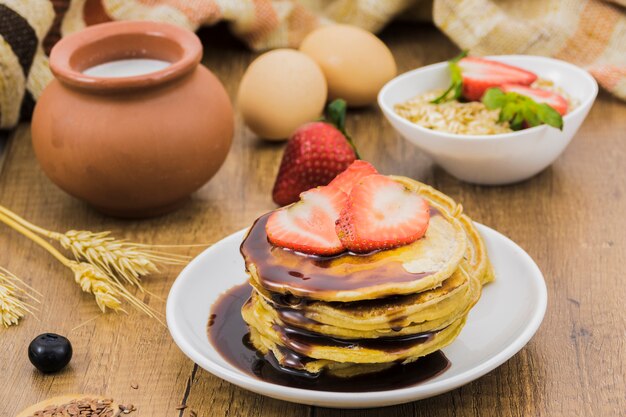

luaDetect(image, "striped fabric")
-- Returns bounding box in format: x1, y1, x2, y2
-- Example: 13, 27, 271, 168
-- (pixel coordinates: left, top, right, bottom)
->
0, 0, 623, 129
0, 0, 54, 128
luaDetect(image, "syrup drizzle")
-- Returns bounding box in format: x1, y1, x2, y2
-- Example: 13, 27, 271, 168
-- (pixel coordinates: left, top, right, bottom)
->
239, 212, 441, 298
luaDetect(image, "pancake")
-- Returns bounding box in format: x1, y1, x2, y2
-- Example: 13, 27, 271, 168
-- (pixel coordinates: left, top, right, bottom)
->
244, 263, 481, 340
241, 207, 467, 302
392, 176, 494, 285
242, 267, 482, 373
246, 315, 467, 376
239, 175, 493, 378
459, 214, 495, 285
251, 262, 474, 335
390, 176, 463, 218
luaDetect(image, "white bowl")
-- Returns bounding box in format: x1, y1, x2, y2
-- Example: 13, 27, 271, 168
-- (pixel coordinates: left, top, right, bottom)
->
378, 55, 598, 185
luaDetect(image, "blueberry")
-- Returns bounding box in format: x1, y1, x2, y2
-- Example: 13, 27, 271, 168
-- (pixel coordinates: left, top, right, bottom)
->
28, 333, 73, 373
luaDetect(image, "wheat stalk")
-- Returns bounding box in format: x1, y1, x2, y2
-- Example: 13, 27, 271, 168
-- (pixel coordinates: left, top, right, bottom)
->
0, 267, 40, 328
0, 206, 192, 290
69, 261, 123, 313
0, 208, 163, 322
54, 230, 190, 290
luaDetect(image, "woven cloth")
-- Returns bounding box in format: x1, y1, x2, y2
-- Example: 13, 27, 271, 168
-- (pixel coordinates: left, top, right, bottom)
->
0, 0, 623, 129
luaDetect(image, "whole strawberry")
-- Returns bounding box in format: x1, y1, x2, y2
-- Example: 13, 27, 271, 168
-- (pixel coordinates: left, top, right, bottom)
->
272, 99, 358, 206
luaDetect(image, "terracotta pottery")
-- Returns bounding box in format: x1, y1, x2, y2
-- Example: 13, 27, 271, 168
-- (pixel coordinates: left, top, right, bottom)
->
32, 21, 234, 217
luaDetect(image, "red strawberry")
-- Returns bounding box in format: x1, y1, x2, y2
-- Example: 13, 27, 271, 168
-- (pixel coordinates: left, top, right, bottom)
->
272, 99, 359, 206
266, 185, 347, 255
328, 160, 378, 194
336, 175, 430, 253
501, 84, 568, 115
458, 57, 537, 101
272, 121, 356, 206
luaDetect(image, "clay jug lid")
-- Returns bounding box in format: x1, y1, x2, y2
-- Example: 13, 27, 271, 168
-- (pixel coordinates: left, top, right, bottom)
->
50, 20, 202, 91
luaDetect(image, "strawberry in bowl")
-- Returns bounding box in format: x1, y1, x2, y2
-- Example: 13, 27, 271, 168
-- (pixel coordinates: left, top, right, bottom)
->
456, 56, 538, 101
408, 52, 571, 135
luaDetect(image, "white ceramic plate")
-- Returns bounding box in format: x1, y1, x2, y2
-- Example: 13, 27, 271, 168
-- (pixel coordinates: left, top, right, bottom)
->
167, 224, 547, 408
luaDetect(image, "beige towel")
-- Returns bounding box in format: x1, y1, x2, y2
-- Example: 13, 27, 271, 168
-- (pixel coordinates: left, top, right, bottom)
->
433, 0, 626, 101
0, 0, 623, 129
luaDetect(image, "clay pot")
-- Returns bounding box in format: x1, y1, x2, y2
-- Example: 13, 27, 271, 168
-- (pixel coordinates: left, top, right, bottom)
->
32, 21, 234, 217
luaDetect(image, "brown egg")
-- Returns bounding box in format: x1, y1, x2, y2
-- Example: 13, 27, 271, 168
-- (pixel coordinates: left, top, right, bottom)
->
238, 49, 327, 141
300, 25, 397, 107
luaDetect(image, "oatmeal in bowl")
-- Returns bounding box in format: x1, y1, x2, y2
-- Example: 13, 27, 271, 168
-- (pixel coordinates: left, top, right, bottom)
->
393, 53, 580, 136
378, 55, 597, 185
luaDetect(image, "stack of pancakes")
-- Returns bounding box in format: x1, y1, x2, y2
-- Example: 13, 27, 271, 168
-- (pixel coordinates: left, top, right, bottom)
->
241, 176, 493, 378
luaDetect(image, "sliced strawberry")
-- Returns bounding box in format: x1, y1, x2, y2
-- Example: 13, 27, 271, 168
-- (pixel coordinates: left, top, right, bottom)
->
266, 186, 347, 255
458, 57, 537, 101
336, 175, 430, 253
501, 83, 568, 115
328, 160, 378, 194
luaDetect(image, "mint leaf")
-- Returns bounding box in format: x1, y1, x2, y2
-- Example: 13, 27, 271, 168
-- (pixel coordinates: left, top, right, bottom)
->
482, 88, 507, 109
431, 50, 468, 104
449, 50, 469, 65
511, 111, 525, 130
499, 102, 517, 124
481, 89, 564, 131
536, 103, 564, 130
449, 62, 463, 100
522, 104, 540, 127
430, 84, 456, 105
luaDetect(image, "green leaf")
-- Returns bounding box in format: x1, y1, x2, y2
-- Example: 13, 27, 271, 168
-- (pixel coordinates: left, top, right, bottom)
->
449, 50, 469, 64
499, 102, 516, 123
536, 103, 564, 130
482, 88, 506, 109
430, 50, 468, 104
430, 84, 456, 105
481, 89, 565, 131
326, 99, 347, 132
511, 111, 525, 130
449, 62, 464, 99
323, 99, 361, 159
522, 105, 540, 127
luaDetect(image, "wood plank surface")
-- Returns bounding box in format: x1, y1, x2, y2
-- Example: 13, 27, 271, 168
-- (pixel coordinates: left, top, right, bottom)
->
1, 22, 625, 417
0, 131, 8, 173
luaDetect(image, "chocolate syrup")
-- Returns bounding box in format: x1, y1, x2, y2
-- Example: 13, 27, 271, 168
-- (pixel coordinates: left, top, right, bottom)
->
270, 290, 417, 309
273, 322, 435, 354
208, 284, 451, 392
272, 306, 436, 353
240, 213, 441, 299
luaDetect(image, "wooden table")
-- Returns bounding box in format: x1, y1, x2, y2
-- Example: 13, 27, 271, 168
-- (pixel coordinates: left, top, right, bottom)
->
1, 22, 625, 417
